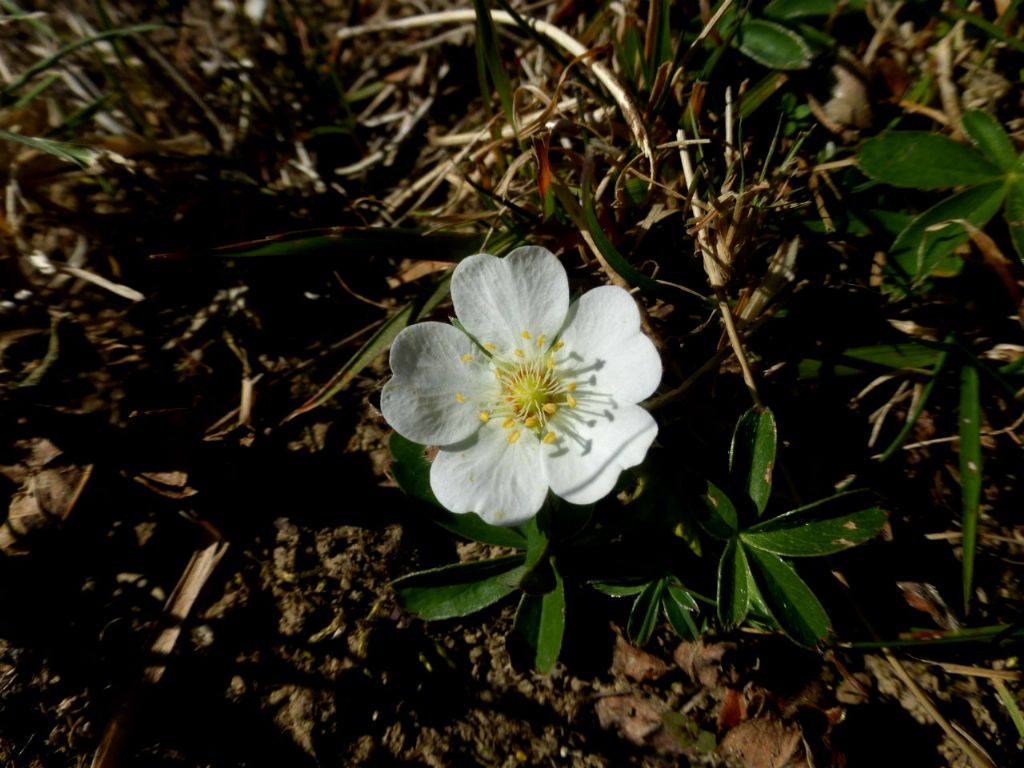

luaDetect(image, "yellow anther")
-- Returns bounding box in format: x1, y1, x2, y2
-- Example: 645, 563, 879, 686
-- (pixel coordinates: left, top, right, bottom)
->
460, 353, 474, 362
524, 416, 539, 429
566, 394, 577, 408
552, 340, 565, 351
543, 431, 557, 444
479, 411, 491, 423
536, 334, 546, 348
521, 330, 531, 340
507, 429, 522, 444
455, 392, 465, 403
566, 382, 577, 392
543, 402, 557, 415
514, 348, 525, 358
546, 356, 555, 369
484, 342, 497, 351
502, 417, 515, 429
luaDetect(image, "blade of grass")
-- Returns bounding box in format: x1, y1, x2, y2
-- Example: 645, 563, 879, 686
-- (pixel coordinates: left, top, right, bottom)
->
958, 364, 982, 614
283, 273, 453, 421
0, 23, 166, 105
993, 678, 1024, 744
876, 340, 952, 461
472, 0, 517, 135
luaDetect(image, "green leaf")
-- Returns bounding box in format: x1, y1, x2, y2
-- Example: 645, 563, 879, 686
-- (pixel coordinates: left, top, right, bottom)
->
717, 538, 752, 629
745, 548, 830, 646
394, 554, 526, 620
590, 581, 648, 598
730, 408, 777, 516
858, 133, 1004, 188
627, 579, 664, 646
512, 558, 565, 673
742, 492, 886, 556
889, 180, 1007, 283
1005, 169, 1024, 264
698, 480, 739, 538
962, 110, 1018, 171
958, 364, 982, 613
0, 129, 97, 168
737, 19, 813, 71
765, 0, 862, 19
663, 583, 700, 640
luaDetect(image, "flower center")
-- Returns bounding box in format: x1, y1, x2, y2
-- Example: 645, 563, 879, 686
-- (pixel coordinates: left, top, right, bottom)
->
504, 367, 558, 420
456, 329, 579, 445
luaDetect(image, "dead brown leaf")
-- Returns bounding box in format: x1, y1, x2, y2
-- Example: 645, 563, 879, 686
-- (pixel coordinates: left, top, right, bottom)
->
718, 716, 807, 768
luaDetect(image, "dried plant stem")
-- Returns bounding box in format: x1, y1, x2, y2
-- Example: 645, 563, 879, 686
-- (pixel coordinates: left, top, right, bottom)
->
91, 540, 229, 768
883, 649, 995, 768
335, 10, 654, 174
678, 128, 762, 407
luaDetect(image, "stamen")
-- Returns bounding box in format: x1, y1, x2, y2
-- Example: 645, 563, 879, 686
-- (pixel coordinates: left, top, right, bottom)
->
507, 429, 522, 444
514, 348, 525, 358
543, 403, 557, 415
543, 431, 557, 444
502, 417, 515, 429
455, 392, 465, 403
566, 382, 577, 392
524, 416, 539, 429
566, 394, 577, 408
546, 356, 555, 369
552, 340, 565, 351
479, 411, 491, 423
484, 342, 497, 351
521, 330, 531, 340
460, 353, 473, 362
536, 334, 545, 348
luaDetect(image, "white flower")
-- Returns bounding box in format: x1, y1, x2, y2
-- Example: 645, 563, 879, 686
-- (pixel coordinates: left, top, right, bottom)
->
381, 246, 661, 526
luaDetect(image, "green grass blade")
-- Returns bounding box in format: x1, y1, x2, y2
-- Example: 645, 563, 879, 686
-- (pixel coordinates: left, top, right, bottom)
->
472, 0, 517, 133
0, 129, 97, 168
0, 23, 166, 105
876, 341, 952, 462
958, 364, 982, 614
284, 273, 452, 421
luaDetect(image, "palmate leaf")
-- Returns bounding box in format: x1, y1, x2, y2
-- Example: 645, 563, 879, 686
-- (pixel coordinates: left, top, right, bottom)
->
1005, 163, 1024, 264
697, 479, 738, 539
663, 582, 700, 640
961, 110, 1018, 171
858, 132, 1004, 189
717, 538, 753, 630
736, 19, 812, 70
394, 554, 526, 620
745, 547, 830, 647
627, 579, 663, 646
729, 408, 777, 517
889, 179, 1007, 283
741, 491, 886, 557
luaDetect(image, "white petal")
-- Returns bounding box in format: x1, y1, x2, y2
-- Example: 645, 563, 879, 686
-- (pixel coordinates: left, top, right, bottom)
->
381, 322, 496, 445
451, 247, 569, 352
545, 404, 657, 505
558, 285, 661, 404
430, 423, 549, 525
